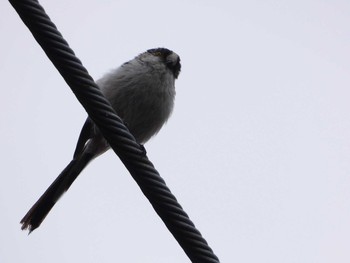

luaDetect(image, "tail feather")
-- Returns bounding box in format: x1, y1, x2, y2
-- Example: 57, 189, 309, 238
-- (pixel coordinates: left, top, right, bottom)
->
20, 152, 94, 233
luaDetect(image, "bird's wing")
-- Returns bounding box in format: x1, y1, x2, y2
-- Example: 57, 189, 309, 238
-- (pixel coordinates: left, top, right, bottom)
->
73, 117, 94, 158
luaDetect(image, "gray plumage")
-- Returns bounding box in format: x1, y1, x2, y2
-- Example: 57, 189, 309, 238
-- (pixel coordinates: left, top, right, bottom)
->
21, 48, 181, 232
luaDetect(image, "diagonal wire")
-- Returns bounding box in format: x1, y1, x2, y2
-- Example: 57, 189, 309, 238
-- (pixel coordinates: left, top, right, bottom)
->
9, 0, 220, 262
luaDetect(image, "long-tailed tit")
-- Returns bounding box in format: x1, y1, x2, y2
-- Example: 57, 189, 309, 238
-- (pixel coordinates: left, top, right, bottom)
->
21, 48, 181, 233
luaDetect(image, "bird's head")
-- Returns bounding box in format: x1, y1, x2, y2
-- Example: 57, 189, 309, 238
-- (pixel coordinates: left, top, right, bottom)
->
147, 48, 181, 79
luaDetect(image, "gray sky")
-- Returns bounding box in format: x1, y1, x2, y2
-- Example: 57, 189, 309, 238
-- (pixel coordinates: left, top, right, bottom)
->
1, 0, 350, 262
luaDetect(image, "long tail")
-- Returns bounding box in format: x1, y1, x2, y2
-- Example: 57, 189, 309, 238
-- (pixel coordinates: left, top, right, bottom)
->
20, 152, 94, 233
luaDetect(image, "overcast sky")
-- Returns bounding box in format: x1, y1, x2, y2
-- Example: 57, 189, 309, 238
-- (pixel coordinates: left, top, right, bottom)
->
1, 0, 350, 262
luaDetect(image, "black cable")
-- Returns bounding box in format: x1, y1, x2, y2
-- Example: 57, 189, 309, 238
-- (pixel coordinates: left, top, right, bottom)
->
9, 0, 220, 262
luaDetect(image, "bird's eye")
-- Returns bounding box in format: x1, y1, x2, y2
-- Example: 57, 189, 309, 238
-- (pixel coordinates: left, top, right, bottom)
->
153, 51, 162, 56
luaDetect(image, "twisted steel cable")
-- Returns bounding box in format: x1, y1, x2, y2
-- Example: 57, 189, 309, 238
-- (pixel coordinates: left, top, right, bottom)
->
9, 0, 220, 262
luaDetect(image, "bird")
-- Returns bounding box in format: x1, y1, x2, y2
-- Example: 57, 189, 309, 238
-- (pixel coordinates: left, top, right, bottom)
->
20, 48, 181, 233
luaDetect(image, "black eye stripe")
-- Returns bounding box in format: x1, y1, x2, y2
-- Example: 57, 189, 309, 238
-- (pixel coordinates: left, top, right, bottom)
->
147, 48, 172, 57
